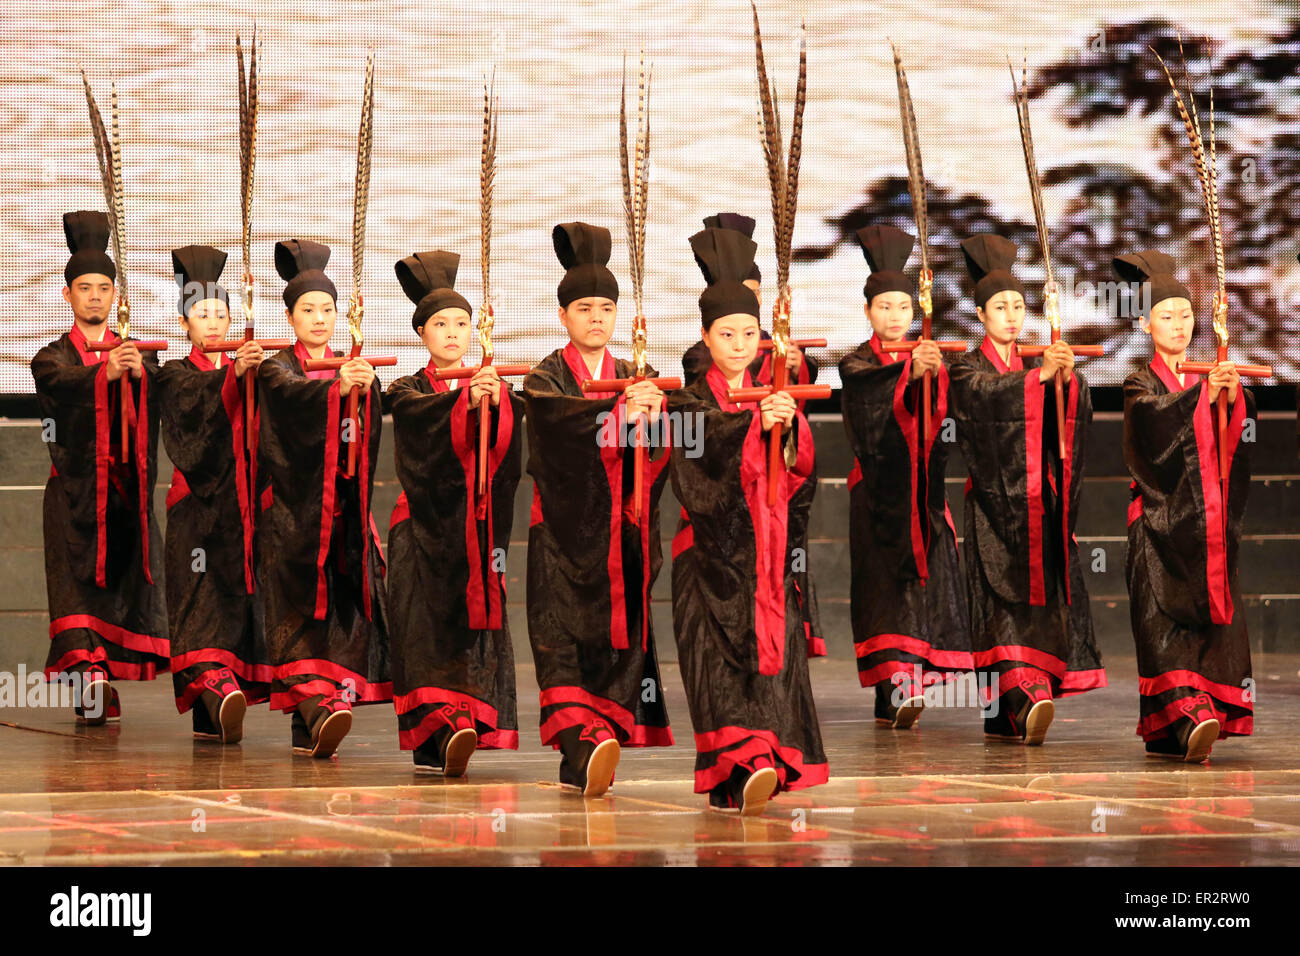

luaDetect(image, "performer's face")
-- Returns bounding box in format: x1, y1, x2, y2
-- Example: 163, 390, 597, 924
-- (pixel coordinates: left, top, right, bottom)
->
62, 274, 115, 324
1144, 297, 1194, 356
702, 313, 761, 378
559, 297, 616, 349
419, 308, 472, 365
743, 278, 762, 310
865, 291, 914, 341
287, 292, 338, 348
180, 299, 232, 350
976, 290, 1026, 347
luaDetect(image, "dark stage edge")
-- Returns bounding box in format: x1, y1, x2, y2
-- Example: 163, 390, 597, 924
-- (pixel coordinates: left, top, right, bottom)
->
2, 655, 1299, 866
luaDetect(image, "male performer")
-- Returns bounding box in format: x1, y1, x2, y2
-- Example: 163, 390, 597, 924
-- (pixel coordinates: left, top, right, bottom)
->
840, 225, 970, 728
682, 212, 823, 660
1118, 250, 1253, 762
256, 239, 390, 758
670, 225, 826, 815
948, 234, 1104, 744
32, 211, 169, 723
386, 250, 521, 774
523, 221, 673, 797
157, 245, 267, 743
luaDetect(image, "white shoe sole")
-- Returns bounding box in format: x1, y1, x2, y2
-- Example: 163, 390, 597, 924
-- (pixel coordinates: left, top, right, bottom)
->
582, 739, 620, 798
740, 767, 779, 817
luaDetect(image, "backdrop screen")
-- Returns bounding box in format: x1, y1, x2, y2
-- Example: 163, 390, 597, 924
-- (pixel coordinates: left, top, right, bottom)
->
2, 0, 1297, 393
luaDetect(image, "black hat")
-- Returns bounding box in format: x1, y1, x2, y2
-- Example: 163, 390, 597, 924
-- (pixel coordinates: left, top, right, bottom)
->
63, 211, 117, 286
274, 239, 338, 309
703, 212, 761, 282
1112, 249, 1191, 316
690, 227, 760, 328
395, 250, 474, 331
172, 244, 230, 317
961, 234, 1026, 309
553, 222, 619, 307
856, 224, 914, 304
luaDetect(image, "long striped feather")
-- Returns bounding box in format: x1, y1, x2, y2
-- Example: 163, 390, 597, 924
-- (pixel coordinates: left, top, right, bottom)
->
351, 50, 375, 305
890, 41, 929, 274
1007, 52, 1052, 284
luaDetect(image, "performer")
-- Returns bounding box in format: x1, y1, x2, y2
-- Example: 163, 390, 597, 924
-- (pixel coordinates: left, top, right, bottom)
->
523, 221, 673, 797
255, 239, 390, 758
157, 245, 267, 742
385, 250, 521, 774
1118, 251, 1253, 762
680, 213, 818, 390
31, 211, 169, 723
669, 225, 826, 815
684, 216, 824, 660
948, 234, 1104, 744
840, 225, 970, 728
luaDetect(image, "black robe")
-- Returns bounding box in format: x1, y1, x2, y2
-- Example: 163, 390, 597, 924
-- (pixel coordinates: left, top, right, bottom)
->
669, 364, 827, 798
255, 341, 390, 712
840, 335, 970, 693
157, 346, 268, 713
1124, 355, 1254, 742
31, 325, 168, 680
684, 330, 824, 658
948, 336, 1104, 713
522, 343, 673, 749
385, 361, 523, 752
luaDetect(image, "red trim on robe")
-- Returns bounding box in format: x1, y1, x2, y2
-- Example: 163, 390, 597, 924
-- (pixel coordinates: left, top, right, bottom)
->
537, 685, 673, 747
847, 459, 862, 490
1058, 371, 1080, 604
973, 644, 1068, 680
559, 343, 636, 650
389, 491, 410, 529
853, 633, 975, 671
1058, 667, 1108, 695
1138, 669, 1251, 705
45, 647, 159, 682
165, 470, 190, 510
268, 658, 393, 711
529, 486, 543, 526
1023, 371, 1046, 605
1126, 479, 1144, 528
876, 338, 928, 580
1193, 380, 1245, 625
171, 647, 274, 683
1151, 352, 1200, 393
979, 334, 1022, 372
313, 380, 342, 620
450, 384, 515, 630
219, 362, 256, 594
692, 725, 829, 794
49, 613, 170, 657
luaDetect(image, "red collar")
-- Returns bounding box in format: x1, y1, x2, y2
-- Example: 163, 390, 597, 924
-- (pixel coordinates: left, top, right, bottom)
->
706, 362, 754, 411
979, 334, 1022, 372
422, 357, 460, 393
187, 344, 223, 371
868, 333, 903, 365
294, 339, 336, 380
69, 323, 117, 366
1151, 351, 1198, 392
562, 341, 615, 397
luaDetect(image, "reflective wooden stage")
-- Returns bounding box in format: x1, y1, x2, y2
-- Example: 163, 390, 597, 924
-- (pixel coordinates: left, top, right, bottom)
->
2, 656, 1299, 866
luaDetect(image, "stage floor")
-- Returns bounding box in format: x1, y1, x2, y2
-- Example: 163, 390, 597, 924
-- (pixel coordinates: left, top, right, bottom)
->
2, 656, 1299, 866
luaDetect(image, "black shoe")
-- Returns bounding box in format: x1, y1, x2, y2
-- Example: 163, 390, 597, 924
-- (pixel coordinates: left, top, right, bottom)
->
556, 724, 619, 796
875, 682, 923, 729
413, 725, 478, 777
306, 702, 352, 759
